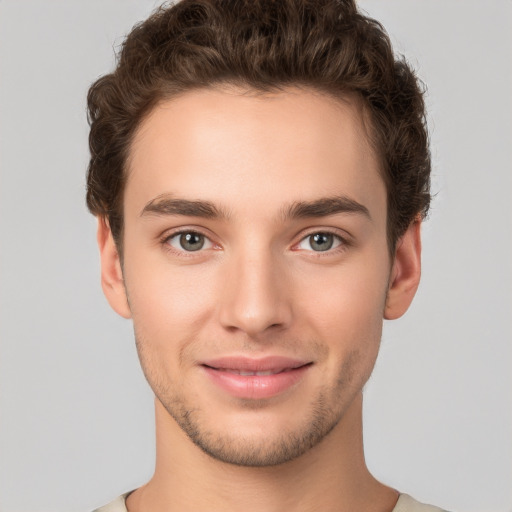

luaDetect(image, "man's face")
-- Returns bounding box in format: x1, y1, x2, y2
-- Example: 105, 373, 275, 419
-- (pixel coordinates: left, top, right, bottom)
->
108, 87, 397, 466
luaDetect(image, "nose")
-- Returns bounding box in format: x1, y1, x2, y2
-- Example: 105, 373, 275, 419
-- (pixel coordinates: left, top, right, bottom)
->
218, 247, 292, 337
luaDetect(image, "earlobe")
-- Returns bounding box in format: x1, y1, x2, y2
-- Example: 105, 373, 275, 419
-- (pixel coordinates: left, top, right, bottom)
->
97, 217, 132, 319
384, 220, 422, 320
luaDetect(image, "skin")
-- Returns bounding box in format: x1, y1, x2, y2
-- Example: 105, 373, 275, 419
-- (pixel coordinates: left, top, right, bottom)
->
98, 87, 422, 512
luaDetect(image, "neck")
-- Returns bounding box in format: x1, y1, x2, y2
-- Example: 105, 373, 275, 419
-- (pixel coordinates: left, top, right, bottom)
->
126, 393, 398, 512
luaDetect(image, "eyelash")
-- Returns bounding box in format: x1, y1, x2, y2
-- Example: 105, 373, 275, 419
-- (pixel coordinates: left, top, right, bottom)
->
161, 229, 216, 258
160, 228, 350, 257
294, 230, 349, 255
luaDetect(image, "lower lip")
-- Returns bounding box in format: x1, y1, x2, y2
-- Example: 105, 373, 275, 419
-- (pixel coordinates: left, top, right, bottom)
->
202, 365, 311, 400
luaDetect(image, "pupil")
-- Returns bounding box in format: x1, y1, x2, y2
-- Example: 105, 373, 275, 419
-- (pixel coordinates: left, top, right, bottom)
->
311, 233, 333, 251
180, 232, 204, 251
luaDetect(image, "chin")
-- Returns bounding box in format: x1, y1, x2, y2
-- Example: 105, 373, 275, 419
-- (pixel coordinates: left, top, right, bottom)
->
158, 389, 349, 467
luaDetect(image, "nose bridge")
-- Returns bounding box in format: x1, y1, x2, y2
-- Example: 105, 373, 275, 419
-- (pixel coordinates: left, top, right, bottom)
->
218, 238, 291, 336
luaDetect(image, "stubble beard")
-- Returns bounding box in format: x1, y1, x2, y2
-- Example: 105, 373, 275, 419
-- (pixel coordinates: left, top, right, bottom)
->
158, 391, 340, 467
135, 335, 367, 468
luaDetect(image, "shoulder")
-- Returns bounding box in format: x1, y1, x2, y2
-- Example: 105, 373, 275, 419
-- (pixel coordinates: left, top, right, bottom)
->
393, 494, 450, 512
91, 492, 130, 512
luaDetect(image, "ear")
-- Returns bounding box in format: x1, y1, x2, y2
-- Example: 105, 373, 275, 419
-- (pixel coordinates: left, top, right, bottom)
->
384, 220, 422, 320
97, 217, 132, 319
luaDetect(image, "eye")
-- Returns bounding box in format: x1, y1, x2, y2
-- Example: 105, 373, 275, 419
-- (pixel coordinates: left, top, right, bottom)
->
297, 232, 343, 252
166, 231, 213, 252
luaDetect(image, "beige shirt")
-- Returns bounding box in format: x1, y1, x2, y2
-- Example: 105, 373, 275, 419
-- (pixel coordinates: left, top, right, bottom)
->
93, 492, 448, 511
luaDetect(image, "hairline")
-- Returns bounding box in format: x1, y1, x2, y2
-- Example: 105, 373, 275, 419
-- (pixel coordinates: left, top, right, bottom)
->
113, 82, 395, 260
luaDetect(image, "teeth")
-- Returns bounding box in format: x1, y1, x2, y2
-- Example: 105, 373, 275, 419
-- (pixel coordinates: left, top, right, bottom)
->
239, 370, 275, 376
211, 366, 301, 375
223, 369, 282, 376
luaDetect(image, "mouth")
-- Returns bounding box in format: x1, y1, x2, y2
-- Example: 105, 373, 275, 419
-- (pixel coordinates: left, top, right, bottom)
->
200, 356, 313, 399
207, 367, 302, 376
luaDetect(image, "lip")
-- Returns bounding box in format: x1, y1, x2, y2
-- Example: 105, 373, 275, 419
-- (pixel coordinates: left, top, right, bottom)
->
201, 356, 312, 399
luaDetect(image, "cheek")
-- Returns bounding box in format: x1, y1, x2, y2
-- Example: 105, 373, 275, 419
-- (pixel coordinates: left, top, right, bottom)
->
299, 258, 389, 331
126, 264, 220, 395
295, 255, 389, 370
123, 254, 220, 347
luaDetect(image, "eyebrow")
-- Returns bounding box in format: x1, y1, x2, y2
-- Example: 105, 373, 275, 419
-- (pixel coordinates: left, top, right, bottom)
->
281, 196, 371, 221
141, 195, 230, 219
140, 194, 370, 221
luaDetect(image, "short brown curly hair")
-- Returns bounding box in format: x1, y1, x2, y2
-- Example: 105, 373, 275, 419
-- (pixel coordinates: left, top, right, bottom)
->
86, 0, 431, 253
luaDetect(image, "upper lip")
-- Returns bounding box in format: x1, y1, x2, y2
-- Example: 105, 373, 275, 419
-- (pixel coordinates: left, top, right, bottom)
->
201, 356, 311, 372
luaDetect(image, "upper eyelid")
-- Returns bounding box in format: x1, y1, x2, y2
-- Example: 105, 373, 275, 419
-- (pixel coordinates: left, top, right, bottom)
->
295, 227, 350, 243
162, 229, 215, 255
294, 231, 346, 250
160, 227, 351, 248
161, 226, 214, 241
160, 227, 215, 251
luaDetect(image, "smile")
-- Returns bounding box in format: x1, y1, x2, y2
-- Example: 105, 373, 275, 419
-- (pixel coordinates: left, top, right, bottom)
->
201, 357, 312, 399
209, 367, 298, 376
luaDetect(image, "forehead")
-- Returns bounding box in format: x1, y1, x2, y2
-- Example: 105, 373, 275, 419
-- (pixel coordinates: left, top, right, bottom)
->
125, 86, 385, 222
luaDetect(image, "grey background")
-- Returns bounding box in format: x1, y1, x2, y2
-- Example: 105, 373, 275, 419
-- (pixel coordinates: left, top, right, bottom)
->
0, 1, 510, 511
